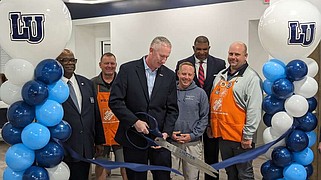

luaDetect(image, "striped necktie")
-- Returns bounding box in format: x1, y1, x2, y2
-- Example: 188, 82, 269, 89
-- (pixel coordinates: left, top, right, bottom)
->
198, 61, 205, 88
67, 80, 80, 112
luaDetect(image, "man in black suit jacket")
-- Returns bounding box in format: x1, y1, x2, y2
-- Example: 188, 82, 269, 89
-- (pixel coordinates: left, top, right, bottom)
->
175, 36, 226, 180
109, 36, 178, 180
57, 49, 105, 180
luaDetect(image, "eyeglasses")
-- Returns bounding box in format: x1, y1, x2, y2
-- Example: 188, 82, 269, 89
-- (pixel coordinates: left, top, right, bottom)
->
57, 58, 77, 64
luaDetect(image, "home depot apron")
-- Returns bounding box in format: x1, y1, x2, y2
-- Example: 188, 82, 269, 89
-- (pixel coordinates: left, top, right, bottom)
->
97, 85, 119, 146
210, 79, 246, 142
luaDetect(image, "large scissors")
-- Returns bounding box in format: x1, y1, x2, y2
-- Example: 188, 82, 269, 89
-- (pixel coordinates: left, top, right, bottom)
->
126, 112, 218, 178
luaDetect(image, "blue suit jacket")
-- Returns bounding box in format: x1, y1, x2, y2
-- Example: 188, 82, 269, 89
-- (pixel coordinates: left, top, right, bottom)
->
62, 74, 105, 161
109, 58, 179, 148
175, 55, 226, 97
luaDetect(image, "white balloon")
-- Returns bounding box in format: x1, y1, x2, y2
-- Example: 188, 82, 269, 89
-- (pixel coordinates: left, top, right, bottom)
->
263, 127, 279, 144
0, 0, 72, 66
258, 0, 321, 61
46, 161, 70, 180
302, 58, 319, 77
0, 80, 23, 105
285, 95, 308, 117
5, 59, 34, 85
293, 76, 318, 98
271, 111, 293, 135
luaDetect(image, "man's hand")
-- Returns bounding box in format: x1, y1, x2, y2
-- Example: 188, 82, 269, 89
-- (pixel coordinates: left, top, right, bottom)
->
241, 139, 253, 149
179, 134, 191, 144
318, 142, 321, 154
134, 120, 149, 134
95, 144, 104, 157
206, 127, 213, 138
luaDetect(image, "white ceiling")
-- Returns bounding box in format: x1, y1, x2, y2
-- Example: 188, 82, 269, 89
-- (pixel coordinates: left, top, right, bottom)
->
63, 0, 122, 4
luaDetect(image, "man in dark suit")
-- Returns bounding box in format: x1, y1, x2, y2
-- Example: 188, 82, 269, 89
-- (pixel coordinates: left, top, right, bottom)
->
175, 36, 226, 180
109, 36, 179, 180
56, 49, 105, 180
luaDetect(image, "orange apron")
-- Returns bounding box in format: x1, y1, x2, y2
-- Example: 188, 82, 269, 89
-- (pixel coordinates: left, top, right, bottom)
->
210, 79, 246, 142
97, 85, 119, 146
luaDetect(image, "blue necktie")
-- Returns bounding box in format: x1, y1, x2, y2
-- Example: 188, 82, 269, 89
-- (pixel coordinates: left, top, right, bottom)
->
68, 80, 80, 112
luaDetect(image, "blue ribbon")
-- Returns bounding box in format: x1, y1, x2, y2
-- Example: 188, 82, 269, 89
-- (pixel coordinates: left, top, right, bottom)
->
58, 140, 182, 176
211, 126, 294, 170
57, 126, 293, 175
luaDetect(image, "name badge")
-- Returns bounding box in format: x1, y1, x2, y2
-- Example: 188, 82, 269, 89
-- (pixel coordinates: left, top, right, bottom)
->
90, 97, 94, 103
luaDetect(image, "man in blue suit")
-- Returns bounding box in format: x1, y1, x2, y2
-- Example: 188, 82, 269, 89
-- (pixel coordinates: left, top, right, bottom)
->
109, 36, 179, 180
175, 36, 226, 180
56, 49, 105, 180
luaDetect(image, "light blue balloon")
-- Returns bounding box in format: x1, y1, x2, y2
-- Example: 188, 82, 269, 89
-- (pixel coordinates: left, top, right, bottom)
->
270, 58, 286, 68
36, 99, 64, 127
263, 60, 286, 82
5, 143, 35, 172
306, 131, 317, 147
293, 148, 314, 166
263, 79, 273, 95
21, 123, 50, 150
47, 79, 69, 103
283, 163, 307, 180
3, 167, 24, 180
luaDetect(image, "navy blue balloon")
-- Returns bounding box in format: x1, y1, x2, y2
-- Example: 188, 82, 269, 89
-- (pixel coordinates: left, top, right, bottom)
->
1, 122, 22, 145
23, 166, 49, 180
286, 60, 308, 81
35, 141, 64, 168
260, 160, 283, 180
263, 113, 273, 127
48, 120, 72, 142
262, 95, 285, 114
271, 78, 294, 99
21, 80, 48, 106
304, 164, 313, 178
271, 146, 293, 167
34, 59, 63, 85
294, 112, 317, 132
286, 130, 309, 152
7, 101, 35, 128
307, 97, 317, 112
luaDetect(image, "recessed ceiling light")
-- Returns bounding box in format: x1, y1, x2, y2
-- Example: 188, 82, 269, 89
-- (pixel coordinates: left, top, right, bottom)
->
63, 0, 123, 4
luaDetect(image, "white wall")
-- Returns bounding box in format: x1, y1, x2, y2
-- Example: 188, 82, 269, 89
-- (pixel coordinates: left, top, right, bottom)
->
68, 0, 272, 78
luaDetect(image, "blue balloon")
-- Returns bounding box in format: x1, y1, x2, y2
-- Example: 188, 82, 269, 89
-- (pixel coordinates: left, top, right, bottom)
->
3, 167, 25, 180
21, 123, 50, 150
23, 166, 49, 180
307, 97, 317, 112
286, 60, 308, 81
47, 79, 69, 103
304, 164, 313, 178
292, 148, 314, 166
7, 101, 35, 128
271, 78, 294, 99
36, 100, 63, 127
34, 59, 63, 85
262, 95, 285, 114
263, 60, 286, 82
263, 113, 272, 127
5, 143, 35, 172
35, 141, 64, 168
263, 79, 273, 95
286, 130, 309, 152
21, 80, 48, 106
272, 146, 293, 167
1, 122, 22, 145
294, 112, 317, 132
48, 120, 72, 142
306, 131, 317, 147
283, 163, 307, 180
261, 160, 283, 180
